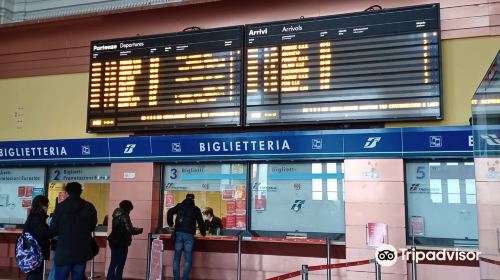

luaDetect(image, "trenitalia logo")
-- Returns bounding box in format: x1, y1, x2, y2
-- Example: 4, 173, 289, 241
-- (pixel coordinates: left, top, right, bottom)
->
123, 144, 136, 154
364, 137, 382, 148
480, 134, 500, 146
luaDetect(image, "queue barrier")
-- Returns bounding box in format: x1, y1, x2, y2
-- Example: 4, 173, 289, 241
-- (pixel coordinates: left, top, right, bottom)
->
266, 259, 374, 280
480, 257, 500, 266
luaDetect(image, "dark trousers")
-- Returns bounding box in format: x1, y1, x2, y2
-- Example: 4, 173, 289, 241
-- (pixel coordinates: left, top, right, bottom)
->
107, 243, 128, 280
26, 264, 43, 280
54, 262, 86, 280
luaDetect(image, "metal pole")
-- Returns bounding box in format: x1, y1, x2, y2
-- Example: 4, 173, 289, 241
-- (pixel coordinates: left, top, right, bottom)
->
411, 225, 417, 280
42, 260, 46, 280
375, 261, 381, 280
326, 237, 331, 280
237, 235, 242, 280
301, 264, 308, 280
89, 231, 95, 280
146, 233, 153, 280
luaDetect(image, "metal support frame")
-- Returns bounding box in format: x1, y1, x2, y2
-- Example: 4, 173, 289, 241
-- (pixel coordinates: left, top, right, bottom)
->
42, 260, 46, 280
88, 231, 95, 280
326, 237, 331, 280
146, 233, 153, 280
301, 264, 308, 280
411, 231, 417, 280
237, 235, 242, 280
375, 261, 381, 280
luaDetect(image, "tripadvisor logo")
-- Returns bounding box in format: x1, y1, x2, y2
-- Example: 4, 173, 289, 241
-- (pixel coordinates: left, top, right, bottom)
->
374, 245, 481, 267
375, 245, 398, 267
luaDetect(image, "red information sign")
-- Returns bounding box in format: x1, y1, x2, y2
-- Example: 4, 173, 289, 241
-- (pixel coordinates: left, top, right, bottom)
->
366, 222, 388, 246
149, 238, 163, 280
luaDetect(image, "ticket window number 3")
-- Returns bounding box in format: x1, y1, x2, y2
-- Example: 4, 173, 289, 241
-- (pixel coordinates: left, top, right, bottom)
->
170, 168, 177, 179
416, 166, 426, 179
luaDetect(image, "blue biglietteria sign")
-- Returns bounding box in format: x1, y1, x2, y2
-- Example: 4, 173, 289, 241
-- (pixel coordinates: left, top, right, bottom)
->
0, 126, 485, 164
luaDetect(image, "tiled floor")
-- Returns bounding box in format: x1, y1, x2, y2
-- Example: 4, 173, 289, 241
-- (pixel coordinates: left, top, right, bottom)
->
0, 268, 177, 280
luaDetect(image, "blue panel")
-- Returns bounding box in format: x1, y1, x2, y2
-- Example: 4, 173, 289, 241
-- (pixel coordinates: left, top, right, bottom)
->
343, 128, 402, 157
150, 131, 344, 160
180, 174, 246, 180
108, 136, 152, 159
269, 173, 344, 180
0, 138, 109, 163
402, 126, 473, 157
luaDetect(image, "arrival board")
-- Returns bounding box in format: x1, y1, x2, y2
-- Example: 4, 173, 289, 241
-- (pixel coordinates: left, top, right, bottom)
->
87, 27, 243, 132
245, 4, 441, 125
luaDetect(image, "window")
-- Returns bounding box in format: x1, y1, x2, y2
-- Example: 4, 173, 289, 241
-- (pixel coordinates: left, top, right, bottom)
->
0, 168, 45, 226
163, 163, 247, 233
250, 162, 344, 238
406, 161, 478, 247
48, 166, 110, 231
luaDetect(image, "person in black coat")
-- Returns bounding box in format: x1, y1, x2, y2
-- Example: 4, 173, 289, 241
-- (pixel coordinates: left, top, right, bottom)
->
24, 195, 51, 280
107, 200, 142, 280
167, 194, 206, 280
49, 182, 97, 280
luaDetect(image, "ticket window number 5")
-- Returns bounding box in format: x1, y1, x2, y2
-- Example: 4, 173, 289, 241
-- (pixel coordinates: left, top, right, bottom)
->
416, 166, 426, 179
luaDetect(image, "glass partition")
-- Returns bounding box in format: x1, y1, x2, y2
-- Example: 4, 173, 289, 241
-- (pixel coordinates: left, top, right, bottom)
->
162, 163, 248, 234
250, 162, 344, 239
48, 166, 110, 231
406, 160, 478, 247
0, 168, 45, 227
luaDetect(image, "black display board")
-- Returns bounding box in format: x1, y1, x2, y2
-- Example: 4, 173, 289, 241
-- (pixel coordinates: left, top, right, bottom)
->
87, 27, 243, 132
245, 4, 441, 125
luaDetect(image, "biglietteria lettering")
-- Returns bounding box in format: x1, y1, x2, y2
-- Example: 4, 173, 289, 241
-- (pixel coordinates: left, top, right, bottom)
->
199, 140, 290, 152
0, 146, 68, 158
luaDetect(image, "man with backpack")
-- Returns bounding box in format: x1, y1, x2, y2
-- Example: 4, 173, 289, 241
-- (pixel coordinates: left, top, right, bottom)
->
167, 193, 206, 280
49, 182, 97, 280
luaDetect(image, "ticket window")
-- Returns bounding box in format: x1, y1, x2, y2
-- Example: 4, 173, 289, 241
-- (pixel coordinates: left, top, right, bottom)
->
163, 163, 248, 235
48, 166, 110, 231
250, 162, 345, 239
0, 168, 46, 227
406, 161, 478, 247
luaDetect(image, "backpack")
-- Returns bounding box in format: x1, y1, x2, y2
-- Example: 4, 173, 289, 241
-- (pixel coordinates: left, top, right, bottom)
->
15, 217, 44, 273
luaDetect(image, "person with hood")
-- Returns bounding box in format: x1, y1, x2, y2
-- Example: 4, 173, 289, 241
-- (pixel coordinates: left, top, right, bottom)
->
24, 195, 51, 280
106, 200, 143, 280
49, 182, 97, 280
167, 194, 206, 280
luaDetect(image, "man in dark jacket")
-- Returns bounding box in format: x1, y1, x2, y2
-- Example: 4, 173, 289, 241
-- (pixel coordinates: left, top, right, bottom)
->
167, 194, 206, 280
49, 182, 97, 280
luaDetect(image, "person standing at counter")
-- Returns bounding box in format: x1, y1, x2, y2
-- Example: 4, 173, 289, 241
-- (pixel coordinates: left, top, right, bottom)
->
23, 195, 51, 280
167, 194, 206, 280
107, 200, 143, 280
201, 207, 223, 235
50, 182, 97, 280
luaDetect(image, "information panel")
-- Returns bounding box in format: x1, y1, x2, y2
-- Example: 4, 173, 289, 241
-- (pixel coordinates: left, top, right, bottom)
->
87, 27, 243, 132
245, 4, 441, 124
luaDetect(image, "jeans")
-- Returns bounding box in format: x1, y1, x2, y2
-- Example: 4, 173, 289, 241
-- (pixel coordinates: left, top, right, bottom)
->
107, 243, 128, 280
173, 231, 194, 280
54, 262, 86, 280
26, 264, 43, 280
48, 250, 56, 280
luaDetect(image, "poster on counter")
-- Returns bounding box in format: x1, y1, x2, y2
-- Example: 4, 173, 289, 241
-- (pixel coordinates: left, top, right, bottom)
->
0, 168, 45, 225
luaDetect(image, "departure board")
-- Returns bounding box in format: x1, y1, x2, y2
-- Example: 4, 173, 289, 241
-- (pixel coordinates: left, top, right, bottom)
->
87, 27, 243, 132
245, 4, 441, 125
